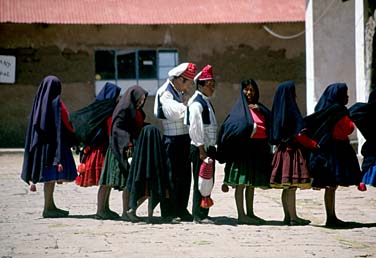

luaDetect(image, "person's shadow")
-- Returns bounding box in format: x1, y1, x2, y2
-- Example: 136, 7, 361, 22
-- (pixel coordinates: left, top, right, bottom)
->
208, 217, 376, 228
43, 214, 376, 229
313, 221, 376, 229
64, 214, 98, 219
206, 216, 286, 226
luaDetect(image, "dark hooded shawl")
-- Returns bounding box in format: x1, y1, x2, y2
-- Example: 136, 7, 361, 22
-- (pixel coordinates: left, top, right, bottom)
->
69, 82, 121, 145
216, 79, 271, 163
126, 125, 169, 210
21, 76, 64, 184
349, 88, 376, 172
111, 85, 148, 171
304, 83, 349, 147
304, 83, 362, 187
270, 80, 304, 145
349, 88, 376, 142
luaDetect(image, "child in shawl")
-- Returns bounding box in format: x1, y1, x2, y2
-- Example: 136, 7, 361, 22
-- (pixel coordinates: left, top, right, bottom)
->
21, 75, 78, 218
217, 79, 272, 225
270, 81, 318, 226
126, 124, 170, 223
349, 88, 376, 187
69, 82, 121, 219
305, 83, 362, 228
99, 85, 148, 221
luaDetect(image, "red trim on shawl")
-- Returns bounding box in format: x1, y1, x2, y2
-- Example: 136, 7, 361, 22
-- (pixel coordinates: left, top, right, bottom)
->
61, 101, 74, 133
295, 132, 318, 149
135, 109, 144, 135
333, 115, 354, 140
106, 117, 112, 136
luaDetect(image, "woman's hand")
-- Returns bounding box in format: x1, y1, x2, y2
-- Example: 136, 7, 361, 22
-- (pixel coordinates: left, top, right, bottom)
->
126, 146, 134, 159
248, 103, 258, 109
57, 164, 63, 172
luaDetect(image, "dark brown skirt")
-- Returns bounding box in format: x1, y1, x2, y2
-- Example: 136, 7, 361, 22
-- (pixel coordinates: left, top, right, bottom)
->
270, 145, 312, 189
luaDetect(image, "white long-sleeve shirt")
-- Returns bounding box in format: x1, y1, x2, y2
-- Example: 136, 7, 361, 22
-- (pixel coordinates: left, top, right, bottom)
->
185, 91, 217, 149
154, 80, 188, 136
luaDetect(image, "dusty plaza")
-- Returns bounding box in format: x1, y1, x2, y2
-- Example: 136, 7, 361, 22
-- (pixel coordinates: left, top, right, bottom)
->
1, 1, 376, 258
0, 150, 375, 258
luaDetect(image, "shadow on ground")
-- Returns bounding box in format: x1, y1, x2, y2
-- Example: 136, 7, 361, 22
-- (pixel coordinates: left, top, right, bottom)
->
312, 221, 376, 229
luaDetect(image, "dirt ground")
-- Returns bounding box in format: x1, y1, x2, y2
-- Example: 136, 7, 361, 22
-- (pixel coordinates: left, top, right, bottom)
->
1, 151, 376, 258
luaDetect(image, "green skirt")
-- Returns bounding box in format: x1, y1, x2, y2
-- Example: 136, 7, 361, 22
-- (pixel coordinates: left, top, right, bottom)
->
99, 147, 128, 190
224, 139, 272, 188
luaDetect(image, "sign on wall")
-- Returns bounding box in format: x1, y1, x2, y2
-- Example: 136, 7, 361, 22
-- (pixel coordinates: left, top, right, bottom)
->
0, 55, 16, 84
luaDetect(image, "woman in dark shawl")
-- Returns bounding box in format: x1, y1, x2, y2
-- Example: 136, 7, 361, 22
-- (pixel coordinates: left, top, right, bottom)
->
99, 85, 148, 220
349, 88, 376, 187
69, 82, 121, 219
305, 82, 362, 228
21, 75, 77, 218
71, 82, 120, 187
270, 81, 318, 226
217, 79, 272, 224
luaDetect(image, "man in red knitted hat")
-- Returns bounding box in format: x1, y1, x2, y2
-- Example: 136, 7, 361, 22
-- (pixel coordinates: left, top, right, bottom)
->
185, 64, 217, 224
154, 62, 197, 223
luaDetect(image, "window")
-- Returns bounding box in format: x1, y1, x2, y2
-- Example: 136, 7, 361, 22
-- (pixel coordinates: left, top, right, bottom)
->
158, 51, 178, 79
138, 50, 157, 79
117, 50, 135, 79
95, 50, 115, 80
95, 49, 178, 95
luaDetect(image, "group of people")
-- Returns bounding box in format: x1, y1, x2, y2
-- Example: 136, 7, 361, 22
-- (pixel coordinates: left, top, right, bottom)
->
20, 62, 376, 228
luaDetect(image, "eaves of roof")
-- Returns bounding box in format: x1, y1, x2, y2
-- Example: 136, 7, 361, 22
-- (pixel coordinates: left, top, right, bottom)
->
0, 0, 305, 25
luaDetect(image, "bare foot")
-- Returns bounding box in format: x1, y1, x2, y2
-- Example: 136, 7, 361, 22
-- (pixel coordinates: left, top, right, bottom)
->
289, 217, 311, 226
126, 209, 140, 223
247, 215, 265, 224
120, 213, 130, 221
238, 216, 259, 225
146, 216, 154, 224
95, 210, 119, 220
325, 218, 348, 228
106, 209, 119, 219
283, 216, 291, 225
54, 207, 69, 216
42, 208, 69, 218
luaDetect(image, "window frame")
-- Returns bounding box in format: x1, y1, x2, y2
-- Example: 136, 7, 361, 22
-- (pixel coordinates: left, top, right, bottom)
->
94, 48, 178, 96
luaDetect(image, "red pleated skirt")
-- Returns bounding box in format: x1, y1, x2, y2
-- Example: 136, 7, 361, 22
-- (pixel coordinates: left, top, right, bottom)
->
76, 143, 108, 187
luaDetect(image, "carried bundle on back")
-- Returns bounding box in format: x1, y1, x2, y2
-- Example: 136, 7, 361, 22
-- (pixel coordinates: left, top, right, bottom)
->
69, 99, 116, 145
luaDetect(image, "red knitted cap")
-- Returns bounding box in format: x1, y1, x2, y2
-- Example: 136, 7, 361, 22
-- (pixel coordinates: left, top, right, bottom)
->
180, 63, 197, 80
198, 65, 214, 80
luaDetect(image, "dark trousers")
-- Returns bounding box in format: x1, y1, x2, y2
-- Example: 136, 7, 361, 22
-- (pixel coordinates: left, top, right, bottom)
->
160, 134, 191, 218
190, 145, 216, 220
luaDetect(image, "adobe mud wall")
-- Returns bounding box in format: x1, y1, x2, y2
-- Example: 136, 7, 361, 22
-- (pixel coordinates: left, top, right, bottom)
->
0, 23, 305, 147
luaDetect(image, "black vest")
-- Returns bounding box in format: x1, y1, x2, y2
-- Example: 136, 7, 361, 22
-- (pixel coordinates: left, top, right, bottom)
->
186, 94, 211, 125
156, 83, 183, 119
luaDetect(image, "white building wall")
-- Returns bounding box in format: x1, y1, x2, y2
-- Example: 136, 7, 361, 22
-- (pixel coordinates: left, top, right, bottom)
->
306, 0, 359, 141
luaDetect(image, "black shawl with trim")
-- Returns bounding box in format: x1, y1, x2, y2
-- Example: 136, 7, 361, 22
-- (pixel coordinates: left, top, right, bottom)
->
216, 79, 270, 163
111, 85, 148, 171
